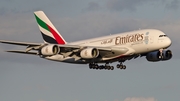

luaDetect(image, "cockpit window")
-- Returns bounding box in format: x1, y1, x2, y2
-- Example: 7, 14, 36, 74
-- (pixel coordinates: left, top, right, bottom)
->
159, 35, 167, 37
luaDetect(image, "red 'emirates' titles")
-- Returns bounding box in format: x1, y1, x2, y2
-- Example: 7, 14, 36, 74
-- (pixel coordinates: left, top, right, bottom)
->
115, 34, 144, 45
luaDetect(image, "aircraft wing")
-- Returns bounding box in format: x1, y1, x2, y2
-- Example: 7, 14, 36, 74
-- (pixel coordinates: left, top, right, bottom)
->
0, 40, 135, 61
6, 50, 38, 55
0, 40, 41, 46
0, 40, 82, 48
57, 45, 134, 61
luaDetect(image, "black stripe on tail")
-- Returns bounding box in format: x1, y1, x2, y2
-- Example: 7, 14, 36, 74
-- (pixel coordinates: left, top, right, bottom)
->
41, 32, 58, 44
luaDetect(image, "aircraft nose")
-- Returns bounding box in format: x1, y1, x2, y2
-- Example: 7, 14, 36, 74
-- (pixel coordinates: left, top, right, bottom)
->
165, 37, 172, 48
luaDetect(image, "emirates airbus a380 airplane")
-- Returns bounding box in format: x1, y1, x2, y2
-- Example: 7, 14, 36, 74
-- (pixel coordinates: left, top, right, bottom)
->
0, 11, 172, 70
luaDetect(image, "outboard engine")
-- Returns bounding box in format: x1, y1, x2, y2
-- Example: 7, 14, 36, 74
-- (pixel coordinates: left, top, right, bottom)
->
146, 50, 172, 62
40, 44, 60, 56
162, 50, 172, 61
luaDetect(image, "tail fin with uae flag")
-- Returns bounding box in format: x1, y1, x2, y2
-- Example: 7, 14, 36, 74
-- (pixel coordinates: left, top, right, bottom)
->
34, 11, 67, 44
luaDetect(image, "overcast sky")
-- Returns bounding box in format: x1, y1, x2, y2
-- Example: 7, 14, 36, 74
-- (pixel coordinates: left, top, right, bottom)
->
0, 0, 180, 101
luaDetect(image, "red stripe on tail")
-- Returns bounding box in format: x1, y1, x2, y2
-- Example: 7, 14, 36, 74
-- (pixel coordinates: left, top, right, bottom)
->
47, 25, 66, 44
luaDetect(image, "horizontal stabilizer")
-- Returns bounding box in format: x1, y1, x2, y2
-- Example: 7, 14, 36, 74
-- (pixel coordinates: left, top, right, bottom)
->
6, 50, 38, 55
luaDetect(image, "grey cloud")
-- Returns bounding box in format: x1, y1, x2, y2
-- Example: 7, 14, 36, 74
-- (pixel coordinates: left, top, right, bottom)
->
1, 0, 13, 2
0, 13, 42, 42
0, 13, 44, 64
106, 0, 156, 11
82, 2, 100, 12
37, 100, 46, 101
106, 0, 179, 11
0, 0, 62, 16
166, 0, 179, 10
0, 7, 19, 16
124, 97, 157, 101
0, 1, 20, 16
0, 8, 6, 16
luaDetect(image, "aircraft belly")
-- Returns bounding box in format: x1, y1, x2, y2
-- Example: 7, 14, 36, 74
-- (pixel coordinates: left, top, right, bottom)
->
44, 55, 86, 64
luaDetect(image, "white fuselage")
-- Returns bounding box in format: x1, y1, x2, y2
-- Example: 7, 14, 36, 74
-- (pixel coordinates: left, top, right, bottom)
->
45, 29, 171, 63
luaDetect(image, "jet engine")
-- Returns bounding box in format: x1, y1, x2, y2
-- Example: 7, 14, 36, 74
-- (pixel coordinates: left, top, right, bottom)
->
146, 50, 172, 62
162, 50, 172, 61
40, 44, 60, 56
146, 51, 161, 62
80, 48, 99, 59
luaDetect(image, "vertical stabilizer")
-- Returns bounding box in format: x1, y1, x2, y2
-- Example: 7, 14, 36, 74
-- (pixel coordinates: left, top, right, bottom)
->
34, 11, 66, 44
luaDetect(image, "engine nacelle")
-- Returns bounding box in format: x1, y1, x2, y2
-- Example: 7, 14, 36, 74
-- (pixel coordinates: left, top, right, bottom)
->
146, 51, 161, 62
40, 45, 60, 56
80, 48, 99, 59
146, 50, 172, 62
162, 50, 172, 61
